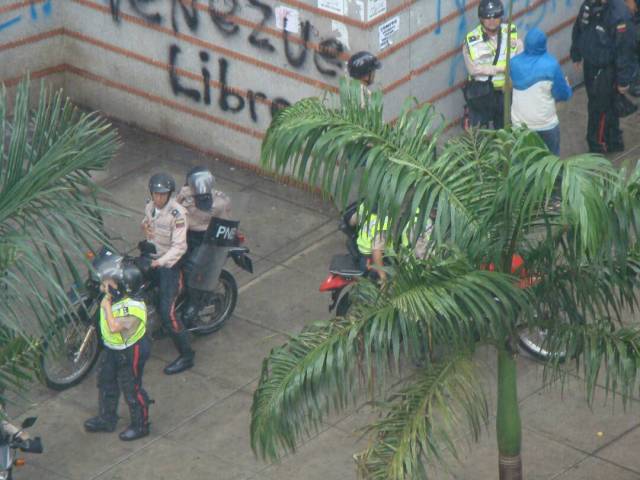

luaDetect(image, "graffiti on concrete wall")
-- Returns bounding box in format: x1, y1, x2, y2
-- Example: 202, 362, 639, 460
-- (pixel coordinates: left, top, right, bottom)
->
107, 0, 346, 124
0, 0, 52, 33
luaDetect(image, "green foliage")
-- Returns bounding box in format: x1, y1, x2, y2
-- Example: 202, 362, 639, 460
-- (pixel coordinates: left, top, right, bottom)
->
355, 354, 487, 480
254, 79, 640, 478
0, 78, 118, 399
251, 250, 526, 471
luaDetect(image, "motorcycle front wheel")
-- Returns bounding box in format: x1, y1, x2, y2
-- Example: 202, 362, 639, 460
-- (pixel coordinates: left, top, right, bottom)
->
191, 269, 238, 336
40, 302, 100, 391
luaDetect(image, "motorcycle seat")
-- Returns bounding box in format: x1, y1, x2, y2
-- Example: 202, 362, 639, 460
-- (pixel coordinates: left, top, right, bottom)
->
329, 254, 365, 276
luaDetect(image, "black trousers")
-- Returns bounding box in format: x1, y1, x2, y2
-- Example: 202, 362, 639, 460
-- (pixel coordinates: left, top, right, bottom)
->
97, 336, 151, 426
154, 265, 193, 357
155, 265, 185, 334
468, 90, 505, 130
584, 62, 623, 153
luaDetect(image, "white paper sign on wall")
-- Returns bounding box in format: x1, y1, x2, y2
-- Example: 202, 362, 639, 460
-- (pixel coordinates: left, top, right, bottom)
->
275, 6, 300, 33
379, 16, 399, 50
368, 0, 387, 21
318, 0, 345, 16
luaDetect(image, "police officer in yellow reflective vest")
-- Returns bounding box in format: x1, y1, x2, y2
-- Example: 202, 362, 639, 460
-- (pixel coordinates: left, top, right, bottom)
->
350, 204, 412, 283
463, 0, 523, 129
350, 204, 389, 282
84, 263, 151, 441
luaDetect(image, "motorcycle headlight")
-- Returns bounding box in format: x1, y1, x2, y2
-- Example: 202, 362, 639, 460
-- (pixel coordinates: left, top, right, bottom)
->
0, 469, 11, 480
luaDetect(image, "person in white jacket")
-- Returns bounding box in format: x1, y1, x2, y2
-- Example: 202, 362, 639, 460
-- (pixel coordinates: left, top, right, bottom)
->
510, 28, 573, 155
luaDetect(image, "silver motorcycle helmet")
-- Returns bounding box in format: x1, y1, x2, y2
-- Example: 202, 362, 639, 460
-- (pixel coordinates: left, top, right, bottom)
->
186, 166, 215, 212
91, 248, 124, 283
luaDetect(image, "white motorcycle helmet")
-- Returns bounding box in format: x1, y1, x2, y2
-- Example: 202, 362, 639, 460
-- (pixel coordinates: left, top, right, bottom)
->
186, 166, 215, 212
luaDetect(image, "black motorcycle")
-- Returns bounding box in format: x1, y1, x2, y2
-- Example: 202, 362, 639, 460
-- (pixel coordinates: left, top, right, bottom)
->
40, 217, 253, 390
0, 417, 43, 479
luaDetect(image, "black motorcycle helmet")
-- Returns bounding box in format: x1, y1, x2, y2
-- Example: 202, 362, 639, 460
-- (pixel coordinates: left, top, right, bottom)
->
148, 172, 176, 195
117, 260, 144, 298
186, 166, 215, 211
347, 51, 382, 80
478, 0, 504, 18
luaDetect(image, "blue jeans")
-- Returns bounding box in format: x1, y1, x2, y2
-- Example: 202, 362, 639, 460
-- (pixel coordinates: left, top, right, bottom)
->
537, 125, 561, 156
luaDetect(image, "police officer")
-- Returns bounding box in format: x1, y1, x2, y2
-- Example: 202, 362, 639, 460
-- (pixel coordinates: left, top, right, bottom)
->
84, 264, 151, 441
571, 0, 639, 153
627, 0, 640, 96
176, 166, 232, 324
142, 172, 194, 375
349, 205, 419, 282
347, 51, 382, 107
463, 0, 523, 129
349, 204, 389, 282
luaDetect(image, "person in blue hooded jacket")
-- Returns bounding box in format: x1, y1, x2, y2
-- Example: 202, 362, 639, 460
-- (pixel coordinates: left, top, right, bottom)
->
510, 28, 573, 156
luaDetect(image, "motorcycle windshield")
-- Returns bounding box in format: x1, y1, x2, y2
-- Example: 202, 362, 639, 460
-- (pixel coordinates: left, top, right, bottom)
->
91, 249, 123, 283
0, 445, 12, 470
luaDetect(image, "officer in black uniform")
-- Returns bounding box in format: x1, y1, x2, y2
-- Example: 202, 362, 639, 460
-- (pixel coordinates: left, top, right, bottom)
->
571, 0, 639, 153
628, 0, 640, 96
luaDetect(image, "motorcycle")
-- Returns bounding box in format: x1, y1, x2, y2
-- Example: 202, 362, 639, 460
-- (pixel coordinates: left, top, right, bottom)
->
40, 217, 253, 391
0, 417, 43, 479
319, 205, 565, 361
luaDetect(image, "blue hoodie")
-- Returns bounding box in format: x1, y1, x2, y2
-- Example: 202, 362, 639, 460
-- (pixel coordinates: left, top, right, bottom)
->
510, 28, 572, 130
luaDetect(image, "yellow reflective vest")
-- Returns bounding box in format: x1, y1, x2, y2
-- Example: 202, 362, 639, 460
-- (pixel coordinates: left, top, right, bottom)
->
100, 297, 147, 350
465, 23, 518, 89
356, 205, 410, 256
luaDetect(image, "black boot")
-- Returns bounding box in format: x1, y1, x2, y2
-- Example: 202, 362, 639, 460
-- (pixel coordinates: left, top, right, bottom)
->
119, 404, 149, 441
164, 332, 195, 375
85, 390, 118, 433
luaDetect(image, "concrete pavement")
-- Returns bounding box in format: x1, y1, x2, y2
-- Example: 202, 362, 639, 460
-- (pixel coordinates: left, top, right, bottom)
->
9, 87, 640, 479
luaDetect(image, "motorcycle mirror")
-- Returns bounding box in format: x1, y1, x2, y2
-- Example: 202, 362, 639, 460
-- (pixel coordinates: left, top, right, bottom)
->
21, 417, 37, 429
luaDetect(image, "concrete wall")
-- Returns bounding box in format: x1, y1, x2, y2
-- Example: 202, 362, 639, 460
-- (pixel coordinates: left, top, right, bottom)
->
0, 1, 64, 98
0, 0, 582, 169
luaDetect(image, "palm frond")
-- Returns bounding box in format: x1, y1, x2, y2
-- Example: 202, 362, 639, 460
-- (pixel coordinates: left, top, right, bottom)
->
251, 317, 360, 461
0, 326, 42, 408
250, 248, 526, 463
380, 248, 529, 347
355, 353, 487, 480
543, 320, 640, 407
261, 79, 501, 251
0, 78, 120, 396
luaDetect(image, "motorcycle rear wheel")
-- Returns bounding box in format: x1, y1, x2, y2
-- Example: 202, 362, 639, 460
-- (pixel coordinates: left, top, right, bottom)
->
335, 292, 351, 317
191, 269, 238, 336
518, 327, 566, 361
41, 303, 100, 391
518, 308, 570, 362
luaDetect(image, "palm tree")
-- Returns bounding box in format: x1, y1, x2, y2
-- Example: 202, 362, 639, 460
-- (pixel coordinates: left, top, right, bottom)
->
0, 78, 118, 405
250, 79, 640, 479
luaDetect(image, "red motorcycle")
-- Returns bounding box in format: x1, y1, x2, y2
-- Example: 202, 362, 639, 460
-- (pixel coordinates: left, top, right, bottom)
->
319, 207, 564, 361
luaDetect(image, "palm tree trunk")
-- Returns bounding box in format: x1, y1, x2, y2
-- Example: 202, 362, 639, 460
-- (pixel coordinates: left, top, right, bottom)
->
496, 348, 522, 480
